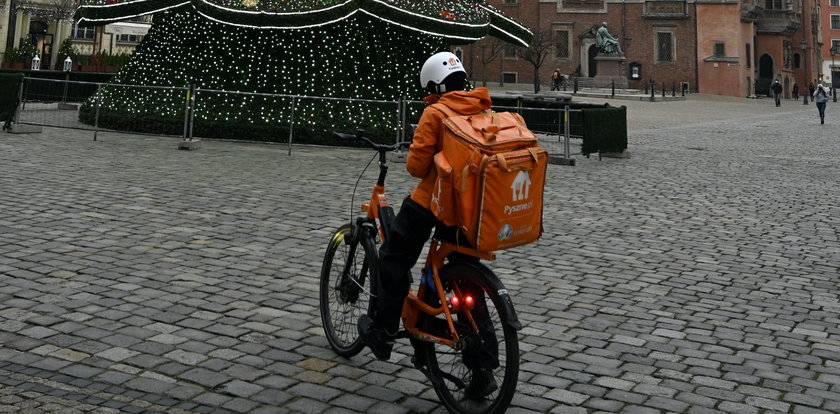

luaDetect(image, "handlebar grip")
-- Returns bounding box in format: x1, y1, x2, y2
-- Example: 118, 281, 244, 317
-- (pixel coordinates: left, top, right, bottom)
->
332, 131, 357, 141
333, 129, 366, 141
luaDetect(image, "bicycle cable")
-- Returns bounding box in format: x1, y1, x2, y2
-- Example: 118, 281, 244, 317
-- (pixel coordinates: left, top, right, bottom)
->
348, 151, 379, 224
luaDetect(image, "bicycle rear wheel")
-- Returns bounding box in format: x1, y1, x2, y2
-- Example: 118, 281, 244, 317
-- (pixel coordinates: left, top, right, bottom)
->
421, 262, 519, 414
319, 223, 377, 357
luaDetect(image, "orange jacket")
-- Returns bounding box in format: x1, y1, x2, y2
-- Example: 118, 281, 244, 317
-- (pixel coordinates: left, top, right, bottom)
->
407, 87, 492, 210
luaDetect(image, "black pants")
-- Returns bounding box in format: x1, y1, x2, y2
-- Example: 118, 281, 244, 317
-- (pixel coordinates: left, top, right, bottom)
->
377, 198, 499, 369
375, 196, 437, 333
774, 93, 781, 107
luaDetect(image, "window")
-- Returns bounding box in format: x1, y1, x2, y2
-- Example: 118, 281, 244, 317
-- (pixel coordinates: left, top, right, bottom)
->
656, 32, 674, 62
764, 0, 782, 9
555, 30, 570, 58
126, 16, 152, 23
833, 15, 840, 30
713, 43, 725, 57
116, 34, 144, 43
746, 43, 751, 68
831, 0, 839, 7
502, 73, 517, 83
503, 0, 517, 4
72, 22, 95, 40
503, 45, 517, 59
783, 40, 792, 68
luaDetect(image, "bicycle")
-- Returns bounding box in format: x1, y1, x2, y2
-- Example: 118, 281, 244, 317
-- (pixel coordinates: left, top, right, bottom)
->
319, 130, 522, 414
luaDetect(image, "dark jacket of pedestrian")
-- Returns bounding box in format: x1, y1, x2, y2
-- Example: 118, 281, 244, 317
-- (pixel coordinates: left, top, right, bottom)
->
771, 81, 782, 95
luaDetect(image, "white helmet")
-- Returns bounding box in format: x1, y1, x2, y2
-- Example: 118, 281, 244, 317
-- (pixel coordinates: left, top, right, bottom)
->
420, 51, 467, 94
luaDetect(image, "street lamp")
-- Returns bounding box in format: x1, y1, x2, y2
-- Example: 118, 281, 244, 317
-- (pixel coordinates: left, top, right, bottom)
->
801, 39, 809, 105
831, 46, 838, 103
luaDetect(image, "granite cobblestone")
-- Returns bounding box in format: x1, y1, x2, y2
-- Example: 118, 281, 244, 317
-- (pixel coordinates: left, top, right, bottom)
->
2, 93, 840, 412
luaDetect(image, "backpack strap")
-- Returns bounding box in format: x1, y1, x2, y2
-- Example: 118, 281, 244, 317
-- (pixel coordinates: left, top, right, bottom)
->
430, 103, 459, 118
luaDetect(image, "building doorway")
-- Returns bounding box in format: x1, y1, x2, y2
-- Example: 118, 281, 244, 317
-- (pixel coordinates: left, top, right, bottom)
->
757, 54, 773, 96
588, 44, 598, 77
29, 20, 52, 69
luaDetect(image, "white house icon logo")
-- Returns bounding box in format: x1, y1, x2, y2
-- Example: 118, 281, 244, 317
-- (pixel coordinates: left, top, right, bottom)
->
510, 171, 531, 201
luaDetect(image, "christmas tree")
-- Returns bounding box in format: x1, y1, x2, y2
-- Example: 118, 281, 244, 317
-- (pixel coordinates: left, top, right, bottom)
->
74, 1, 531, 142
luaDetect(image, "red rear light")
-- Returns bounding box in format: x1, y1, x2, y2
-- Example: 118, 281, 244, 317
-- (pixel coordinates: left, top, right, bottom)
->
464, 295, 474, 309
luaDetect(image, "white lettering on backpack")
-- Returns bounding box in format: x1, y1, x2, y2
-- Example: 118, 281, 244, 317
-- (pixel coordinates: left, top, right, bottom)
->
504, 201, 533, 215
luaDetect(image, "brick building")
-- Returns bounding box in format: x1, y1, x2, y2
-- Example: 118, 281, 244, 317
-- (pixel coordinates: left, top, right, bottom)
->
461, 0, 823, 98
820, 0, 839, 89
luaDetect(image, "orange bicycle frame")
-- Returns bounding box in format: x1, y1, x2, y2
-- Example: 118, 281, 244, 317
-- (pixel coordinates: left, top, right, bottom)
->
401, 240, 494, 347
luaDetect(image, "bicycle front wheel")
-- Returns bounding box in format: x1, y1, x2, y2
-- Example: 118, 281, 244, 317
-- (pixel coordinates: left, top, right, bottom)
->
421, 262, 520, 414
319, 223, 377, 357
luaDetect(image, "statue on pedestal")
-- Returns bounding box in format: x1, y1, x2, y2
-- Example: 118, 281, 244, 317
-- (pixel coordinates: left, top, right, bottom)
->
596, 22, 623, 55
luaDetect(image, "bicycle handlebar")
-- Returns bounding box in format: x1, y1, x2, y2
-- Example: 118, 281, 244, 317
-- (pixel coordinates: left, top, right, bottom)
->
333, 129, 409, 152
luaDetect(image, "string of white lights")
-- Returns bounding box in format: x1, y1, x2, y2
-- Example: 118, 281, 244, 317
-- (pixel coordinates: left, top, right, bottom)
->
357, 8, 484, 42
77, 2, 188, 22
194, 7, 357, 29
368, 0, 487, 28
196, 0, 353, 16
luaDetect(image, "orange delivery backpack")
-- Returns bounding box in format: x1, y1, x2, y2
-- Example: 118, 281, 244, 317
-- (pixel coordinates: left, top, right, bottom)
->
429, 103, 548, 252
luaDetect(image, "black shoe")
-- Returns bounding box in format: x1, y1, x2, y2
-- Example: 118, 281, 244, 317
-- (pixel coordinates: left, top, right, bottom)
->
464, 368, 498, 399
358, 315, 394, 361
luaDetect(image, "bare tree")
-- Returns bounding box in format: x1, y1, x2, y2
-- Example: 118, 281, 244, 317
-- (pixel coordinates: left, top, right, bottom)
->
517, 29, 554, 93
478, 39, 503, 87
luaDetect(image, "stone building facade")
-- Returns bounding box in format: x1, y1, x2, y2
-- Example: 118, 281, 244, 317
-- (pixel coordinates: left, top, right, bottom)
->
463, 0, 823, 98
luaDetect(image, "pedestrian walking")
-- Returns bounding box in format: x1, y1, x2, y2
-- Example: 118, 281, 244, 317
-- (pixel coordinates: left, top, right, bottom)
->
551, 69, 563, 91
771, 79, 782, 107
813, 83, 828, 124
792, 83, 799, 100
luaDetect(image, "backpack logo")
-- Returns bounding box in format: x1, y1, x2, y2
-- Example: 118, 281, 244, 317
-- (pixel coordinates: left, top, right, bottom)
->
504, 171, 534, 215
432, 181, 443, 213
510, 171, 531, 201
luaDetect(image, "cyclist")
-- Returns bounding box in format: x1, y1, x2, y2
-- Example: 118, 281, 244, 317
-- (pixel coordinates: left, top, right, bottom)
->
358, 51, 497, 398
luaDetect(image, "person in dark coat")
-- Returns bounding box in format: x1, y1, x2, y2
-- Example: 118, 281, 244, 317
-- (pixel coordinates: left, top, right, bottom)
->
551, 69, 563, 91
771, 80, 783, 107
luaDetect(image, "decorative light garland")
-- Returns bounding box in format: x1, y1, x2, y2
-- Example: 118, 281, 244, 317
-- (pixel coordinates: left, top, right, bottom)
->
74, 2, 532, 140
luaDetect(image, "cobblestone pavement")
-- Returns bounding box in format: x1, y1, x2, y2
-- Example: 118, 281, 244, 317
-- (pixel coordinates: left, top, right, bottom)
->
1, 94, 839, 414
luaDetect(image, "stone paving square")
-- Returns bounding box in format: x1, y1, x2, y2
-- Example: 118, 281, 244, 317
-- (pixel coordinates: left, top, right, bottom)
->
0, 91, 839, 413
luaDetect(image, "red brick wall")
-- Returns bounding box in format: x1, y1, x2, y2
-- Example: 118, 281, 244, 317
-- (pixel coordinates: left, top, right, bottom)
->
468, 1, 698, 92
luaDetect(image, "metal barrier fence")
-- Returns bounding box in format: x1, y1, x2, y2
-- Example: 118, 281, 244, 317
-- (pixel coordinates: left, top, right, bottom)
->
15, 77, 580, 159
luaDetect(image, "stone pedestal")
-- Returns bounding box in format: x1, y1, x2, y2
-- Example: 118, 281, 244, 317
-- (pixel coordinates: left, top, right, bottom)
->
7, 123, 42, 134
178, 139, 201, 150
593, 55, 629, 89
